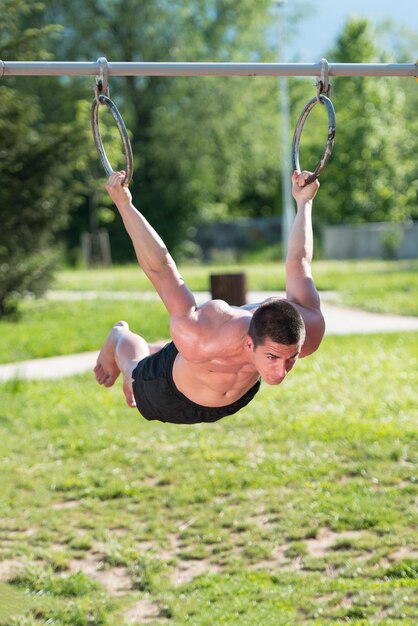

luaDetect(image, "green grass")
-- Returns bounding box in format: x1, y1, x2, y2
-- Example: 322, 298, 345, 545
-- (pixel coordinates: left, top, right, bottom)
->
0, 260, 416, 364
54, 259, 418, 315
0, 300, 169, 364
0, 583, 31, 623
312, 260, 418, 316
0, 333, 417, 625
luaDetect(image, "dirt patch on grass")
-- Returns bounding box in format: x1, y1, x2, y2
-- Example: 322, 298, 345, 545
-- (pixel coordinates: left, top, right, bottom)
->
123, 598, 162, 624
51, 500, 81, 510
157, 532, 220, 585
251, 513, 276, 530
70, 529, 222, 594
158, 533, 181, 562
0, 559, 24, 581
248, 528, 365, 572
247, 544, 289, 571
171, 558, 221, 585
304, 528, 362, 557
388, 546, 418, 561
69, 552, 132, 596
136, 540, 156, 554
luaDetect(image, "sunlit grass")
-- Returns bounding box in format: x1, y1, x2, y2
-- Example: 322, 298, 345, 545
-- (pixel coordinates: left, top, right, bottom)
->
0, 300, 169, 364
1, 260, 417, 363
0, 333, 417, 624
54, 259, 418, 315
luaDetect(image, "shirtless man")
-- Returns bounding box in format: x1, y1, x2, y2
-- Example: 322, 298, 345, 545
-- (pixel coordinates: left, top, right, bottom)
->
94, 170, 325, 424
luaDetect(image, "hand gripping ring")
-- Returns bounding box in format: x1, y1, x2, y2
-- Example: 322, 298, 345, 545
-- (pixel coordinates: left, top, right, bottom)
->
291, 95, 336, 185
91, 94, 133, 185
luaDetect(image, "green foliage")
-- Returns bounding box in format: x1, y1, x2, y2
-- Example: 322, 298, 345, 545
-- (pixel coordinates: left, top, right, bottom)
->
385, 560, 418, 580
285, 541, 308, 559
0, 0, 77, 316
2, 3, 417, 313
12, 567, 100, 597
31, 0, 280, 260
310, 18, 416, 228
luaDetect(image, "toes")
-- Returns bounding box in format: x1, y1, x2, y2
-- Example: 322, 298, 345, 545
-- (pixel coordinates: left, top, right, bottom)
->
123, 386, 136, 407
94, 367, 104, 383
122, 377, 136, 408
94, 365, 110, 385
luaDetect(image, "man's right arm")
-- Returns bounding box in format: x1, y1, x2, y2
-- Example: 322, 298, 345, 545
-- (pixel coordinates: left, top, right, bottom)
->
106, 171, 196, 318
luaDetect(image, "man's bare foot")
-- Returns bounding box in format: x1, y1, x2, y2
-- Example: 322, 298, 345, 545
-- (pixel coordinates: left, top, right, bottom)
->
94, 321, 128, 388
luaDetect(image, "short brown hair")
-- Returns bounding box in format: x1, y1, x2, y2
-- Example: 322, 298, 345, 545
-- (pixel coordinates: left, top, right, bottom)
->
248, 299, 305, 348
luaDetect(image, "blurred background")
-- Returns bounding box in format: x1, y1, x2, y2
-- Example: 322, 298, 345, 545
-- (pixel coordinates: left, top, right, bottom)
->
0, 0, 417, 316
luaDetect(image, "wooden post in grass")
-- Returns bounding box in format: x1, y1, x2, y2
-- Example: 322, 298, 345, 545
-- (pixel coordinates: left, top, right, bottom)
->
210, 273, 247, 306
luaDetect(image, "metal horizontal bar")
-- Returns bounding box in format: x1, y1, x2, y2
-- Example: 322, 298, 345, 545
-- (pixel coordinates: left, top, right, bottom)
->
1, 60, 417, 78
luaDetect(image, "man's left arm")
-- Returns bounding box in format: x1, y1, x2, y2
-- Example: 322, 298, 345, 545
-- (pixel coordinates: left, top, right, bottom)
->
286, 171, 325, 356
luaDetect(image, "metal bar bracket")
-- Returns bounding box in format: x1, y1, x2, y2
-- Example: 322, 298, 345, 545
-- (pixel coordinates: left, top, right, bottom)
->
95, 57, 110, 99
317, 57, 331, 98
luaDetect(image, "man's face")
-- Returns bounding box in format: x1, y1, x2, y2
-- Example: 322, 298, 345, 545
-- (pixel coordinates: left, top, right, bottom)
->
251, 338, 301, 385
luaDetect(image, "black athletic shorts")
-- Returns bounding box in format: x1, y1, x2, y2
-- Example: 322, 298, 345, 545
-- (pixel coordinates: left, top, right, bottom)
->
131, 341, 260, 425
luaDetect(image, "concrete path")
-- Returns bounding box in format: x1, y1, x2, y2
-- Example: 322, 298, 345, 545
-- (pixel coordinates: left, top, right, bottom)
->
1, 291, 417, 382
0, 351, 99, 382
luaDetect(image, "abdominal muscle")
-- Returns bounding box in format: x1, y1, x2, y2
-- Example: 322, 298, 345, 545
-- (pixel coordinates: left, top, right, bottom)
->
172, 353, 260, 408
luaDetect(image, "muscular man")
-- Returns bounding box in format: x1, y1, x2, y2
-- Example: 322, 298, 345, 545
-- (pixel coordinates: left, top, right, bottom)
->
94, 170, 325, 424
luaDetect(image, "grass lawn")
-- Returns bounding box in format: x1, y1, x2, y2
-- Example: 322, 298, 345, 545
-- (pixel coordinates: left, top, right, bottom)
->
0, 260, 417, 364
0, 300, 170, 364
53, 259, 418, 316
1, 333, 417, 625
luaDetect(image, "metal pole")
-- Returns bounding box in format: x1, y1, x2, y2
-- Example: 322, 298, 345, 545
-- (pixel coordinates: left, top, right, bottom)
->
274, 0, 294, 260
1, 60, 417, 78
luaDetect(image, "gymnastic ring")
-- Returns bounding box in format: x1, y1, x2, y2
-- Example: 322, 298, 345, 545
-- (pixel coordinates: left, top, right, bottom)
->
91, 94, 133, 185
291, 95, 336, 185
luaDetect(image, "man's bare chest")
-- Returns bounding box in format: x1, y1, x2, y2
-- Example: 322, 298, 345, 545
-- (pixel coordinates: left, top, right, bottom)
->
174, 352, 258, 397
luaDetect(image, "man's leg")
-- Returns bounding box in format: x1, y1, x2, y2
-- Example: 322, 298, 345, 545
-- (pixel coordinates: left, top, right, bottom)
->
148, 339, 170, 355
94, 321, 149, 408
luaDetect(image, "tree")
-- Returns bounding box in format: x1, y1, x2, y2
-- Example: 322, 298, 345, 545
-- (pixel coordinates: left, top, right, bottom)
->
385, 24, 418, 221
34, 0, 281, 259
0, 0, 78, 315
6, 4, 415, 272
299, 18, 414, 228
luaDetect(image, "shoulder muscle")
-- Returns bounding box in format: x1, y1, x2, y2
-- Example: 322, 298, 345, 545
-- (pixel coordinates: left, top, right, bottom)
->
170, 300, 249, 361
